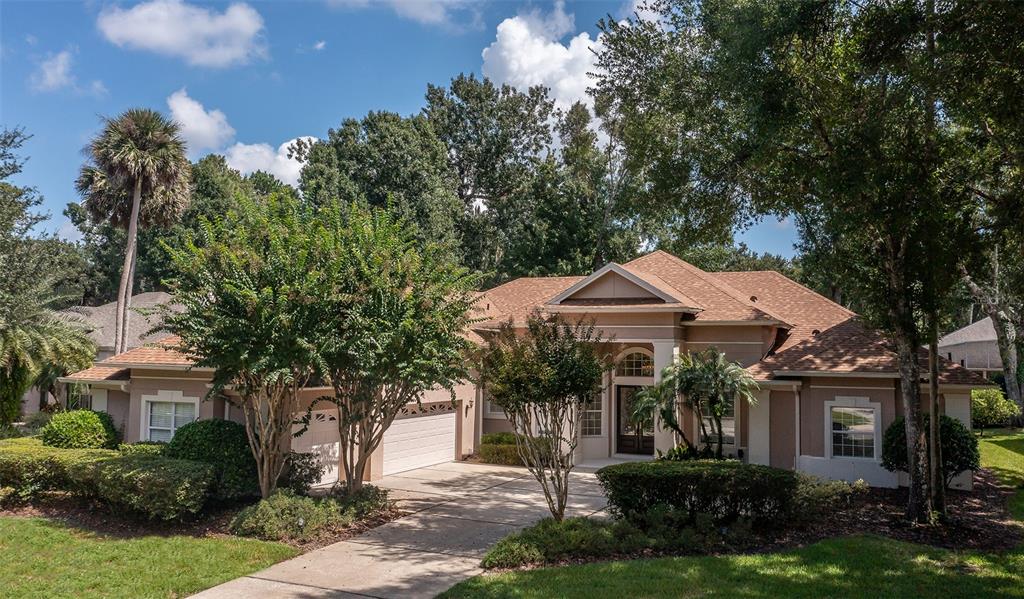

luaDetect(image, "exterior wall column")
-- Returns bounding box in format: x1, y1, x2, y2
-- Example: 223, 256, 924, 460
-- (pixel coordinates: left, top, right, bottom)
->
944, 392, 974, 490
652, 340, 680, 454
747, 389, 771, 465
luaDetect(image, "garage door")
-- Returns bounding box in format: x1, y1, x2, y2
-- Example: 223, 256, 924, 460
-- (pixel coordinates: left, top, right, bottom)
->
382, 411, 456, 475
291, 409, 340, 487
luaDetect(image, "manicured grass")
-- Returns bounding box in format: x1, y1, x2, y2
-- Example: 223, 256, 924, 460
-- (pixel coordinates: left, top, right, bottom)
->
0, 517, 297, 599
443, 429, 1024, 598
440, 535, 1024, 598
978, 428, 1024, 519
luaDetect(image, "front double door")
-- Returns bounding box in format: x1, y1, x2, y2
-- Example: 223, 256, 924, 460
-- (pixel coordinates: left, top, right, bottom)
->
616, 385, 654, 455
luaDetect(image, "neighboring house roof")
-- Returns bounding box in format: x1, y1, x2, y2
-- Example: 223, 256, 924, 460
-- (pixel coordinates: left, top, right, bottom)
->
938, 317, 997, 347
71, 292, 175, 352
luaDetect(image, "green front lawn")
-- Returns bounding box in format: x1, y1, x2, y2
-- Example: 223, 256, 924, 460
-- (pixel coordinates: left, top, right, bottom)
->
0, 517, 297, 599
443, 429, 1024, 599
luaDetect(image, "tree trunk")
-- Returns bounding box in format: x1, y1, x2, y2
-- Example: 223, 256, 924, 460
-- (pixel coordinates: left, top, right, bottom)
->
928, 314, 945, 515
115, 178, 143, 355
961, 268, 1023, 415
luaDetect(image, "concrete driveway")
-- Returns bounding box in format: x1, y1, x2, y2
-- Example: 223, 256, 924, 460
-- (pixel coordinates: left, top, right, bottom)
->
192, 461, 607, 599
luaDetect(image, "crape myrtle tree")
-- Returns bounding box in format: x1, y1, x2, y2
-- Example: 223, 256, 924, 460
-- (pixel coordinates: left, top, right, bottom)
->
0, 128, 94, 423
159, 193, 327, 498
596, 0, 979, 523
311, 203, 479, 493
634, 349, 758, 459
76, 109, 191, 351
476, 312, 613, 521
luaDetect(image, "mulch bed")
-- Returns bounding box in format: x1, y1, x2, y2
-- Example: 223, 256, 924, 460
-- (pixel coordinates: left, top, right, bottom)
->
719, 469, 1022, 555
0, 493, 405, 551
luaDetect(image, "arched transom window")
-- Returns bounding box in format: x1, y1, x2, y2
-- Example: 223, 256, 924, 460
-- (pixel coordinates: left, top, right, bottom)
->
616, 351, 654, 377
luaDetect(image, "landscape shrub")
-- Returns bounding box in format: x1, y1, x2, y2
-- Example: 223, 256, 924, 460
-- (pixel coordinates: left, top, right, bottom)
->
0, 425, 24, 441
229, 490, 345, 542
330, 483, 391, 519
972, 388, 1021, 430
278, 451, 326, 496
596, 460, 799, 527
792, 474, 867, 522
23, 411, 52, 432
0, 438, 116, 501
882, 415, 981, 487
164, 419, 258, 500
478, 433, 552, 466
71, 454, 215, 520
118, 441, 166, 456
40, 410, 119, 449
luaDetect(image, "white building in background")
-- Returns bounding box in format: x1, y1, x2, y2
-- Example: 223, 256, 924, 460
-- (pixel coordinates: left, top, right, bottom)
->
939, 317, 1002, 379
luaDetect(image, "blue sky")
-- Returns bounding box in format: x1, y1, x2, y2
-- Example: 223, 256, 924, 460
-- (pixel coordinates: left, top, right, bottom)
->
1, 0, 798, 256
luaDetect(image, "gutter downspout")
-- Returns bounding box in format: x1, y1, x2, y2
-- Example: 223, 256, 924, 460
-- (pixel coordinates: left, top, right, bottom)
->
793, 382, 801, 469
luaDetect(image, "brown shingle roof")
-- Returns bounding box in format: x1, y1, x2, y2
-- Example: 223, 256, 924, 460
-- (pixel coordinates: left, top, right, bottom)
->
100, 335, 194, 367
625, 251, 790, 324
70, 292, 175, 351
61, 365, 130, 383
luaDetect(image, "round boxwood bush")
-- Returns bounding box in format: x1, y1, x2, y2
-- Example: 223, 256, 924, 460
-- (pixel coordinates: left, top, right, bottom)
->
881, 415, 980, 487
229, 490, 343, 542
40, 410, 119, 449
164, 419, 258, 500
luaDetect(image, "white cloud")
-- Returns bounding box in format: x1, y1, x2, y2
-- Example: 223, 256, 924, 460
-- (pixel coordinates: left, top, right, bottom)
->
225, 138, 315, 187
32, 50, 74, 91
31, 50, 108, 97
97, 0, 266, 68
167, 88, 236, 157
481, 1, 602, 110
313, 40, 327, 51
56, 219, 84, 243
328, 0, 479, 29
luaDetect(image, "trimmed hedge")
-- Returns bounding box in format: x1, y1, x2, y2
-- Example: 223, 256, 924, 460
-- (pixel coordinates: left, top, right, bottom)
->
40, 410, 119, 449
165, 419, 258, 500
230, 485, 391, 542
596, 460, 799, 527
118, 441, 167, 456
478, 432, 553, 467
0, 438, 116, 500
71, 454, 215, 520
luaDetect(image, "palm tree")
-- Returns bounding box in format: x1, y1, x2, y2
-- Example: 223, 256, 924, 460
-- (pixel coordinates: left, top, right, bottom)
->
0, 279, 94, 425
633, 348, 759, 459
76, 109, 190, 354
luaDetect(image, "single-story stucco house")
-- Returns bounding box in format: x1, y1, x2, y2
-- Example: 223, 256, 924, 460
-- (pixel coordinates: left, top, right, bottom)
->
61, 250, 988, 489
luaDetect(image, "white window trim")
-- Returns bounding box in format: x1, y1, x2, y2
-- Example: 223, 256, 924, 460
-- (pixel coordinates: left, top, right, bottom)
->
141, 389, 200, 442
614, 347, 656, 379
825, 396, 881, 462
484, 397, 506, 418
581, 392, 605, 438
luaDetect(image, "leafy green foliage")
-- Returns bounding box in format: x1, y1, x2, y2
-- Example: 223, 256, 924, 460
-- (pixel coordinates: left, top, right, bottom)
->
312, 202, 479, 491
476, 312, 613, 520
973, 388, 1022, 429
882, 415, 981, 488
481, 518, 644, 569
278, 452, 325, 496
596, 460, 799, 527
636, 348, 758, 458
229, 485, 390, 542
117, 441, 166, 456
71, 454, 214, 520
0, 437, 116, 501
0, 128, 95, 424
478, 433, 552, 467
164, 419, 258, 500
40, 410, 119, 449
160, 193, 327, 497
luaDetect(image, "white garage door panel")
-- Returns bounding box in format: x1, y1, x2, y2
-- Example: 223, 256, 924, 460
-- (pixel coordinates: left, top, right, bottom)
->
291, 409, 341, 487
382, 412, 456, 475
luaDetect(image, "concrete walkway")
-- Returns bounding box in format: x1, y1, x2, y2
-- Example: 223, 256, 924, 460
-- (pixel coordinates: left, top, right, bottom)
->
193, 461, 607, 598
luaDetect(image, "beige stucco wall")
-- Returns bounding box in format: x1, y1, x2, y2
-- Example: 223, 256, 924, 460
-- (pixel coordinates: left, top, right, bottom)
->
769, 389, 796, 469
682, 325, 770, 367
126, 374, 215, 443
800, 377, 898, 458
570, 272, 656, 299
106, 390, 131, 438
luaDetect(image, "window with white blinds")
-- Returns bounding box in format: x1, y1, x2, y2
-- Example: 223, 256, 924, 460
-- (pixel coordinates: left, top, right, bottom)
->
148, 401, 196, 442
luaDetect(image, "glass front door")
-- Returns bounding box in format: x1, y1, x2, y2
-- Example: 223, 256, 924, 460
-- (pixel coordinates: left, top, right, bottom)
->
616, 385, 654, 455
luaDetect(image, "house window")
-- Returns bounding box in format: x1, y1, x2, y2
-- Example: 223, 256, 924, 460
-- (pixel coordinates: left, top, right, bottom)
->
148, 401, 196, 442
582, 395, 602, 437
831, 407, 875, 459
616, 351, 653, 377
699, 398, 736, 446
